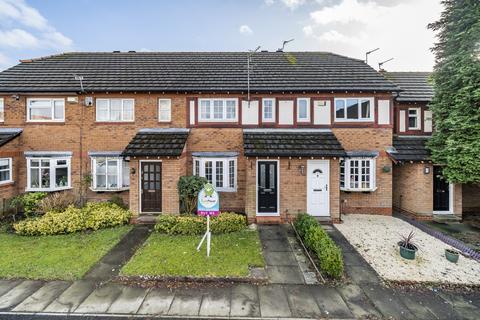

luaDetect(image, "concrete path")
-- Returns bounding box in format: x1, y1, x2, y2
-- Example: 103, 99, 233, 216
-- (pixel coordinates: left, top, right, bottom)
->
83, 225, 152, 281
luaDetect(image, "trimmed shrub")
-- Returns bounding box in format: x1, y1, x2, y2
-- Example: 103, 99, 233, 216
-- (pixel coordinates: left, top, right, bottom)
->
155, 212, 246, 235
38, 191, 78, 214
177, 176, 208, 215
294, 213, 344, 279
13, 202, 131, 236
10, 192, 48, 217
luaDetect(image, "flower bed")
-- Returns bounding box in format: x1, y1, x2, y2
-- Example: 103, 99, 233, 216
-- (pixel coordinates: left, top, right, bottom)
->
154, 212, 246, 235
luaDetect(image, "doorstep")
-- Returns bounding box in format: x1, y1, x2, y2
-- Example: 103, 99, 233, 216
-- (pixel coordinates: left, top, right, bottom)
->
432, 214, 462, 223
136, 214, 158, 225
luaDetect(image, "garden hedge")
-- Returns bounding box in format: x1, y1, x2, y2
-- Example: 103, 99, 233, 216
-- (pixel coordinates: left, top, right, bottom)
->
14, 202, 131, 236
154, 212, 246, 235
294, 213, 344, 279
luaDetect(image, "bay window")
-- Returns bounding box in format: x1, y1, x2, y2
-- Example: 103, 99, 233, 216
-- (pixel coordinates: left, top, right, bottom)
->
27, 156, 71, 191
193, 157, 237, 192
91, 157, 130, 191
27, 98, 64, 122
334, 98, 373, 122
198, 98, 238, 122
0, 158, 12, 184
262, 98, 275, 122
340, 157, 376, 191
96, 99, 134, 122
297, 98, 310, 122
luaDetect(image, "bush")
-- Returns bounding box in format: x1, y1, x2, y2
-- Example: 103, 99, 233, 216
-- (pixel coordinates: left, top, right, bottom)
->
109, 194, 127, 209
13, 202, 131, 236
177, 176, 208, 215
38, 191, 78, 214
10, 192, 48, 217
294, 213, 344, 279
154, 212, 246, 235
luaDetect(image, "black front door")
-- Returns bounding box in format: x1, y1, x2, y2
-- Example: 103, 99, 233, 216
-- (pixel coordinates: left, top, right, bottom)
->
433, 166, 449, 211
258, 161, 278, 213
141, 162, 162, 212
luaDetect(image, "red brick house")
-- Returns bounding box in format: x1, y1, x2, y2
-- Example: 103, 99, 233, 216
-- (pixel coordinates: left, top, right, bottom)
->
0, 52, 475, 223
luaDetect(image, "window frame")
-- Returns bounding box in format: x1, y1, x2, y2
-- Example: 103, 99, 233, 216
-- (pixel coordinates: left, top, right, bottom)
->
407, 107, 421, 130
339, 157, 376, 192
198, 98, 238, 122
26, 157, 71, 192
0, 158, 13, 184
193, 157, 237, 192
262, 98, 276, 122
95, 98, 135, 122
0, 98, 4, 122
90, 156, 130, 192
296, 97, 311, 122
158, 98, 172, 122
334, 97, 374, 122
26, 98, 65, 123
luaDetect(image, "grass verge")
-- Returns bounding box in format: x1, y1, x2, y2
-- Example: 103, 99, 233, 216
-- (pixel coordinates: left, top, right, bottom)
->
0, 225, 132, 280
121, 230, 264, 278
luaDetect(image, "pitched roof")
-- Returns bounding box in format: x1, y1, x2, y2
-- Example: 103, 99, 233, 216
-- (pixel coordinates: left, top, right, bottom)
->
0, 128, 22, 147
0, 52, 399, 93
384, 72, 434, 102
389, 136, 431, 162
121, 128, 189, 157
243, 129, 345, 157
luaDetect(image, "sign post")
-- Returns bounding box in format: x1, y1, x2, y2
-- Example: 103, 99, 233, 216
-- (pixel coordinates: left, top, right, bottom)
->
196, 183, 219, 257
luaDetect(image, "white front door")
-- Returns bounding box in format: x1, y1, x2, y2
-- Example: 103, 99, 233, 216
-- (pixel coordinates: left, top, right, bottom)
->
307, 160, 330, 217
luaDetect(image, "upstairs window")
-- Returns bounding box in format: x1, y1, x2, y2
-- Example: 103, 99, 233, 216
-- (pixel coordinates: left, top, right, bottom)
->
334, 98, 373, 122
0, 158, 12, 184
340, 157, 376, 192
193, 157, 237, 192
262, 98, 275, 122
158, 99, 172, 122
0, 98, 4, 122
408, 108, 421, 130
297, 98, 310, 122
96, 99, 134, 122
198, 99, 237, 122
27, 157, 71, 191
91, 157, 130, 191
27, 98, 64, 122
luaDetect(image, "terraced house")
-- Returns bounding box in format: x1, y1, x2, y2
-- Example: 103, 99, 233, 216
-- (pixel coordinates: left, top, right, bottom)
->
0, 52, 476, 224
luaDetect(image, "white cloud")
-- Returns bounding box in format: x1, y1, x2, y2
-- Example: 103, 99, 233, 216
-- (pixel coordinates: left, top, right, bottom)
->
0, 0, 73, 51
303, 0, 442, 71
282, 0, 307, 10
264, 0, 275, 5
239, 25, 253, 35
0, 52, 12, 69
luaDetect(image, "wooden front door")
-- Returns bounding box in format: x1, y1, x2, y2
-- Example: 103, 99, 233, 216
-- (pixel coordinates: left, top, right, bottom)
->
433, 166, 450, 212
141, 162, 162, 213
257, 161, 278, 214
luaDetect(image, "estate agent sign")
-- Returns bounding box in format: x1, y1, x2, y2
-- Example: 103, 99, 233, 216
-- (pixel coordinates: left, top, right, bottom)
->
196, 183, 219, 256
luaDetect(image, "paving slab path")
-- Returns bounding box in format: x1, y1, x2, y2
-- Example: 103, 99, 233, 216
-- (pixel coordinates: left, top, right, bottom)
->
0, 224, 479, 319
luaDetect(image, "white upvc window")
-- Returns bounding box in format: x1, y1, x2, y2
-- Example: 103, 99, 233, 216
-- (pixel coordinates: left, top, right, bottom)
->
262, 98, 275, 122
91, 157, 130, 191
27, 157, 71, 191
340, 157, 376, 192
334, 98, 374, 122
158, 99, 172, 122
0, 158, 12, 184
297, 98, 310, 122
96, 99, 134, 122
198, 98, 238, 122
0, 98, 4, 122
408, 108, 421, 130
27, 98, 65, 122
193, 157, 237, 192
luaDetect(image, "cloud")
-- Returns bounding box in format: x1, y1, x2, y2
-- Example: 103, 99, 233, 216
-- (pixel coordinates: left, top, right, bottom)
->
0, 52, 12, 69
0, 0, 73, 51
239, 25, 253, 35
265, 0, 311, 10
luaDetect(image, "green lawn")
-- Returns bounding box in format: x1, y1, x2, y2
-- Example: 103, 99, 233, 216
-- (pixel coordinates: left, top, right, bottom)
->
0, 225, 132, 280
121, 230, 265, 277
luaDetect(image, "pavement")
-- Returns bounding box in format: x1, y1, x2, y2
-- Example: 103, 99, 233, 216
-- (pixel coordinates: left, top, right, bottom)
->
0, 225, 479, 319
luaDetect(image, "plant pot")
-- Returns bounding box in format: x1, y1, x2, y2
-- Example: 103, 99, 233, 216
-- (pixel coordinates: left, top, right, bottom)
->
445, 249, 459, 263
398, 241, 417, 260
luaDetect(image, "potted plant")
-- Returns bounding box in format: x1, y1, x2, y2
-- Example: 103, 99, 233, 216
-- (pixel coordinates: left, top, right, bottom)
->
445, 248, 459, 263
398, 231, 418, 260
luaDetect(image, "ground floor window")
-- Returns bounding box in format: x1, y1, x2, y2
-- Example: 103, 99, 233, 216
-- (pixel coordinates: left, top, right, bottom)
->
91, 157, 130, 191
340, 157, 376, 191
0, 158, 12, 184
27, 157, 71, 191
193, 157, 237, 192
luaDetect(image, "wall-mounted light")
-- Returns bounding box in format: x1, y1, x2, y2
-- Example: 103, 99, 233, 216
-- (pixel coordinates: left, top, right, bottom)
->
382, 165, 391, 173
298, 165, 305, 175
11, 94, 19, 101
424, 166, 430, 174
130, 167, 136, 175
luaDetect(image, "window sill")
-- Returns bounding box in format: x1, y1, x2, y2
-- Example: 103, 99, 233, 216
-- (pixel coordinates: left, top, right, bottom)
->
95, 121, 135, 124
341, 187, 377, 193
0, 180, 14, 187
217, 189, 236, 193
26, 186, 72, 192
334, 119, 374, 123
89, 187, 130, 192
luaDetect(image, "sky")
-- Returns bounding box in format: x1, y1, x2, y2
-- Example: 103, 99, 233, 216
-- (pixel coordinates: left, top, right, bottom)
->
0, 0, 443, 72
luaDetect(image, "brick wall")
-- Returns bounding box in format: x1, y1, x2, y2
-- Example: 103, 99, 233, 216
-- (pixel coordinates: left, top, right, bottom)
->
462, 184, 480, 213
